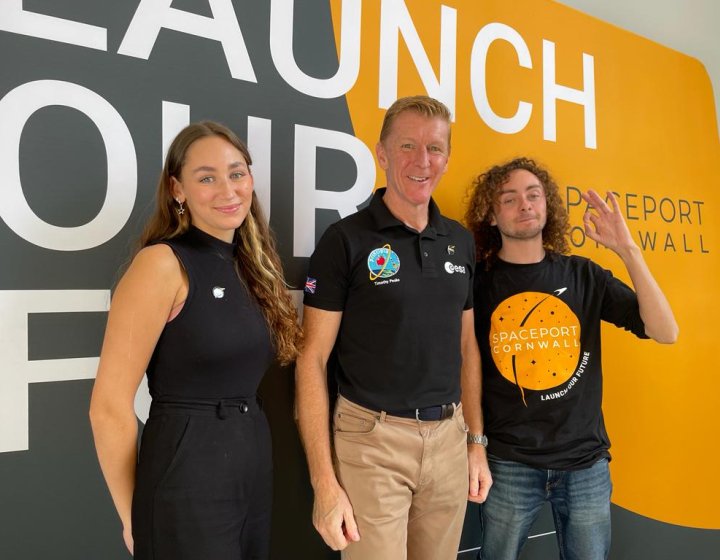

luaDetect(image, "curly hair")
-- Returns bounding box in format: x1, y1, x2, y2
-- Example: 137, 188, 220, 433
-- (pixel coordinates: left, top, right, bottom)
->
465, 157, 570, 266
138, 121, 302, 364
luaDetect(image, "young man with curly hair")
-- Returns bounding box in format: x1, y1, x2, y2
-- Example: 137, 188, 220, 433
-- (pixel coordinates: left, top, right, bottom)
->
465, 157, 678, 560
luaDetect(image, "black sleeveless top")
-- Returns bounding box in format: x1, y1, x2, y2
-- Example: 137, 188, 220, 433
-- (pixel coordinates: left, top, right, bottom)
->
146, 226, 274, 399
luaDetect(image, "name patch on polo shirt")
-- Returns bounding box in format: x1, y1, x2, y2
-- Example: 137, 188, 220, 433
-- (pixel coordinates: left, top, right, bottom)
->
368, 244, 401, 284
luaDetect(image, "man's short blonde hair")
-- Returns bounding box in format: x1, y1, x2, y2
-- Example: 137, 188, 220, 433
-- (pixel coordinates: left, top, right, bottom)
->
379, 95, 452, 152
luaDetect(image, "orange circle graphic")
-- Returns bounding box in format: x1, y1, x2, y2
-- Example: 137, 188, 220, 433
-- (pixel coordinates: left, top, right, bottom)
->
490, 292, 581, 403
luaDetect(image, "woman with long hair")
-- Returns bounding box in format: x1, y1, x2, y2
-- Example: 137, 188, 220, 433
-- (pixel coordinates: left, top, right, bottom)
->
90, 121, 301, 559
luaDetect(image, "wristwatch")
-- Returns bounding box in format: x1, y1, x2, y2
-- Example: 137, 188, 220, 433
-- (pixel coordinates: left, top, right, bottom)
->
467, 433, 488, 447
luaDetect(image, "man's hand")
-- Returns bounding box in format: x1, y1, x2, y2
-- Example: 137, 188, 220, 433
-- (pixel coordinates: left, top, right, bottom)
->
581, 190, 636, 255
467, 444, 493, 503
312, 480, 360, 550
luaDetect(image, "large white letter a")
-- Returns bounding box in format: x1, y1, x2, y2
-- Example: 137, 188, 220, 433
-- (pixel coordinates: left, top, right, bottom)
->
118, 0, 256, 82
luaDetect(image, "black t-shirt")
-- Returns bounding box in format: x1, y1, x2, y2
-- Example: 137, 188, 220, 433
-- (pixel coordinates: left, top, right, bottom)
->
147, 226, 273, 399
474, 253, 648, 470
304, 188, 475, 411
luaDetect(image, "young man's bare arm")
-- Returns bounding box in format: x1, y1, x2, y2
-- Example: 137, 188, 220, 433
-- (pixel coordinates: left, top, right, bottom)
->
582, 190, 678, 343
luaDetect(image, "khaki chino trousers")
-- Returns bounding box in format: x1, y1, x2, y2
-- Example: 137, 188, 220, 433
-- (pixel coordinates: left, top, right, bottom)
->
333, 395, 469, 560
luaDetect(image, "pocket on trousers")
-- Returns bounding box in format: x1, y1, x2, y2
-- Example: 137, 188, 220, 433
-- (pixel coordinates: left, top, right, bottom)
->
155, 415, 194, 490
333, 412, 378, 435
453, 407, 469, 435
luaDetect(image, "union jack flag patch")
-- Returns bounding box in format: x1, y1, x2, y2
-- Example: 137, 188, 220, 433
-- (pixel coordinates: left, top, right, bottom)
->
304, 277, 317, 294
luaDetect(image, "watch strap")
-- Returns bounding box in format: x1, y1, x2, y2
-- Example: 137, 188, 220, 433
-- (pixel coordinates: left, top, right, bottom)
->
467, 433, 488, 447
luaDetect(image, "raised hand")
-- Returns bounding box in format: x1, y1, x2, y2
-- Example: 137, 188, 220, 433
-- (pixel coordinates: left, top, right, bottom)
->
581, 189, 678, 343
581, 190, 637, 255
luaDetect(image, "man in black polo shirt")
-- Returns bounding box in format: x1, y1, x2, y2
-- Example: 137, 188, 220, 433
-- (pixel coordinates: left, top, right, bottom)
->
295, 96, 492, 560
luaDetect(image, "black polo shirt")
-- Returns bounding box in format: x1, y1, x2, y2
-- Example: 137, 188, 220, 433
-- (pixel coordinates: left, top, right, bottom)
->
303, 188, 475, 411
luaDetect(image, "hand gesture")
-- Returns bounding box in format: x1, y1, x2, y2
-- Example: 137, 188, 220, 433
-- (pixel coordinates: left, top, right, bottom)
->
581, 190, 636, 255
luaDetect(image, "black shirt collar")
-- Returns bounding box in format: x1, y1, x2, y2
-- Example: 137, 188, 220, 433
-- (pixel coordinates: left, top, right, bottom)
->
368, 187, 448, 238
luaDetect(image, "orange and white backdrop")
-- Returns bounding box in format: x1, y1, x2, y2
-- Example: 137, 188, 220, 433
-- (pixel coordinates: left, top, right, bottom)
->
334, 0, 718, 536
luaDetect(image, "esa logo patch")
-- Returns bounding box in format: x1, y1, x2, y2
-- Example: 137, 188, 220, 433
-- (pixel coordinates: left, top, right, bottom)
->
444, 261, 466, 274
368, 244, 400, 280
